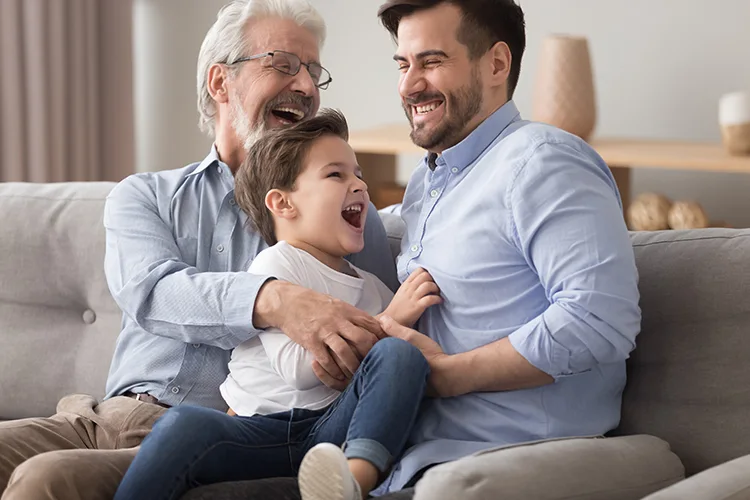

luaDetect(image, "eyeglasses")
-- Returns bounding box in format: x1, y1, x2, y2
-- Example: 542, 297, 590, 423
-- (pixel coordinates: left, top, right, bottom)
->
228, 50, 332, 90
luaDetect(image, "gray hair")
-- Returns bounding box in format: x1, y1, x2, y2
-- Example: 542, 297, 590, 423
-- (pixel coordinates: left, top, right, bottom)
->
196, 0, 326, 136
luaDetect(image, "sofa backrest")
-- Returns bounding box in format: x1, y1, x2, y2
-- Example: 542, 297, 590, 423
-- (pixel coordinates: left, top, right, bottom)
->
4, 185, 750, 478
0, 184, 405, 420
0, 182, 120, 419
615, 228, 750, 476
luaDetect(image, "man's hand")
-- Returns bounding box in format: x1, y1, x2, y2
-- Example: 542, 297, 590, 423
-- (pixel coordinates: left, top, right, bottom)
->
380, 268, 442, 327
381, 315, 555, 398
254, 280, 385, 388
379, 315, 455, 398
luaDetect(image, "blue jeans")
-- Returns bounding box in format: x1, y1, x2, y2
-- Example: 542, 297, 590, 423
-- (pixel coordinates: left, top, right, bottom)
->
114, 337, 430, 500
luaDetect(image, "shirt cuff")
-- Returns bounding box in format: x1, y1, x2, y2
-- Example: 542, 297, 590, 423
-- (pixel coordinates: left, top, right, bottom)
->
222, 272, 275, 344
507, 305, 594, 379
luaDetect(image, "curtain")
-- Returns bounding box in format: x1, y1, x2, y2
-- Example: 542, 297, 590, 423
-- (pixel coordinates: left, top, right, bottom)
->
0, 0, 134, 182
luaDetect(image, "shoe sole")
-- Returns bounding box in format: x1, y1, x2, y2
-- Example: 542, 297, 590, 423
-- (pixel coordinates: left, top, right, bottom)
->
298, 444, 349, 500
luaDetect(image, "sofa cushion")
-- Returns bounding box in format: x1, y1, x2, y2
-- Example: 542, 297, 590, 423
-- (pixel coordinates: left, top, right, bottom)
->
181, 478, 415, 500
615, 229, 750, 475
413, 435, 683, 500
0, 182, 120, 419
643, 454, 750, 500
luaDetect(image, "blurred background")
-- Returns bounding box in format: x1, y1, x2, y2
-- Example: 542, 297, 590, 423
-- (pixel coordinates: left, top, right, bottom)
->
2, 0, 749, 225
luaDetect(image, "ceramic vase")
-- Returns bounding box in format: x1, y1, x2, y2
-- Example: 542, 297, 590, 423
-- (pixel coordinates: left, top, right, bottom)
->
532, 35, 597, 141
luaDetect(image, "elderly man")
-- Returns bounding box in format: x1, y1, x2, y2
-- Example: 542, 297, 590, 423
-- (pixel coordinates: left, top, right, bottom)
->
0, 1, 396, 499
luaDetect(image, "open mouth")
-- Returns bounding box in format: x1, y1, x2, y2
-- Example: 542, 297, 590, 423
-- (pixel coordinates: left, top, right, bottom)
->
412, 100, 444, 118
341, 203, 364, 230
271, 106, 305, 124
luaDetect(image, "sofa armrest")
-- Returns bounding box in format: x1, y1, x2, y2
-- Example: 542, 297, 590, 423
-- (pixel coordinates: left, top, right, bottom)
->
414, 435, 684, 500
643, 454, 750, 500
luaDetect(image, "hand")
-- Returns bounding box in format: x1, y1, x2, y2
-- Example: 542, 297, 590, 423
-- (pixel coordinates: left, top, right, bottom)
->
381, 268, 442, 327
379, 315, 455, 398
254, 280, 385, 388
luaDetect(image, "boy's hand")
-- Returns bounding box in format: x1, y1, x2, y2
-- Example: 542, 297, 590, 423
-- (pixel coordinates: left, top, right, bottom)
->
381, 268, 442, 327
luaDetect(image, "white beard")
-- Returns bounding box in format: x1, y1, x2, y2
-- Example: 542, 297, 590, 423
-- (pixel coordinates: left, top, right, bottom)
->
229, 91, 265, 152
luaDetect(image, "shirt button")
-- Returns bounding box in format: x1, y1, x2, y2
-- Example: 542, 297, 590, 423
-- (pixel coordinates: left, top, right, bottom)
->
171, 387, 180, 394
193, 343, 201, 348
451, 167, 459, 174
411, 244, 419, 253
217, 244, 225, 253
229, 199, 236, 206
430, 189, 439, 198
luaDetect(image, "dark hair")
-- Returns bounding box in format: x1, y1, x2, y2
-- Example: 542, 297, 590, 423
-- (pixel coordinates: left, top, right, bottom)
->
378, 0, 526, 98
234, 109, 349, 245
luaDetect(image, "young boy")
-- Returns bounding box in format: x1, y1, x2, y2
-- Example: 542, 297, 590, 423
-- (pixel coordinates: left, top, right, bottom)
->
114, 110, 441, 500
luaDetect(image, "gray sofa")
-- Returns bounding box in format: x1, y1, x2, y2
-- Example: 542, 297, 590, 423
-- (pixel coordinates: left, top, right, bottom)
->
2, 181, 750, 499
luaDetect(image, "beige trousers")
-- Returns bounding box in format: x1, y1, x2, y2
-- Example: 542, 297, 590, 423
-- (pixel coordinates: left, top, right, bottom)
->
0, 394, 166, 500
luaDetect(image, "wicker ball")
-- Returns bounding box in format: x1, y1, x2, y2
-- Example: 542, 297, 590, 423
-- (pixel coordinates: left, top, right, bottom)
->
627, 193, 673, 231
668, 201, 709, 229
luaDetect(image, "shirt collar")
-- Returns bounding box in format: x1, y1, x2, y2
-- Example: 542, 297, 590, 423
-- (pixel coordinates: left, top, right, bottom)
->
427, 100, 521, 172
188, 144, 228, 177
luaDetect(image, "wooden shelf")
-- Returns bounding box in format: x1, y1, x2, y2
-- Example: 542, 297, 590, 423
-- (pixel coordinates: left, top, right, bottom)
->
349, 123, 750, 209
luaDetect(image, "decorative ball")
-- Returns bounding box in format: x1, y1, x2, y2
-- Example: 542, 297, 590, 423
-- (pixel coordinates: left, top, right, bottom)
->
668, 201, 710, 229
627, 193, 673, 231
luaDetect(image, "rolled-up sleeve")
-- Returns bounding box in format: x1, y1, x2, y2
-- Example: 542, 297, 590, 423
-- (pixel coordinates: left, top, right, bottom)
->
103, 175, 270, 349
507, 142, 641, 378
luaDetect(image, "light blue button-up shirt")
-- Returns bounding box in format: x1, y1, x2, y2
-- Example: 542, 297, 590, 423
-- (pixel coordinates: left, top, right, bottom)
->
378, 101, 641, 493
103, 147, 398, 410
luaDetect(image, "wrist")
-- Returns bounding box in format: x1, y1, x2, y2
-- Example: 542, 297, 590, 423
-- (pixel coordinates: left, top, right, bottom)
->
433, 352, 471, 398
252, 278, 284, 329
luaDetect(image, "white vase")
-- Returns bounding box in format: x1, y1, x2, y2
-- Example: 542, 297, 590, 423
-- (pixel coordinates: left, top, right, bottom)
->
532, 35, 597, 141
719, 91, 750, 156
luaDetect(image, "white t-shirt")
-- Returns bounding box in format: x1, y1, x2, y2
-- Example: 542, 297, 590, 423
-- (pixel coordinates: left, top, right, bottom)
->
219, 241, 394, 417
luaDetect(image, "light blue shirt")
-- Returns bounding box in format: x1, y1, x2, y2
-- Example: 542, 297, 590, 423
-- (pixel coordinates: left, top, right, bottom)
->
378, 101, 641, 493
103, 147, 398, 409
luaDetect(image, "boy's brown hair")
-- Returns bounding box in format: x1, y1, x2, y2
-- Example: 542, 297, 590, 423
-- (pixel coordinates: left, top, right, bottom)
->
234, 108, 350, 245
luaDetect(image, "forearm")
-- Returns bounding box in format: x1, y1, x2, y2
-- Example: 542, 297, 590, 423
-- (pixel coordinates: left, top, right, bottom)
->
252, 279, 294, 330
436, 337, 554, 397
104, 178, 269, 348
111, 265, 271, 348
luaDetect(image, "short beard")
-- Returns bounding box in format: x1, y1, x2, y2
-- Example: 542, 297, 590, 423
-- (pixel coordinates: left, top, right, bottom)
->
403, 66, 483, 152
229, 88, 265, 152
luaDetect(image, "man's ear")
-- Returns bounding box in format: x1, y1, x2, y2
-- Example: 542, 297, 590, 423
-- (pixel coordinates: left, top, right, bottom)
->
207, 63, 230, 104
265, 189, 297, 219
487, 41, 512, 89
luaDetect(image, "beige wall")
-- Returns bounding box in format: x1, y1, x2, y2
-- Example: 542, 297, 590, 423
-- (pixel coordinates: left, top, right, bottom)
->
134, 0, 750, 226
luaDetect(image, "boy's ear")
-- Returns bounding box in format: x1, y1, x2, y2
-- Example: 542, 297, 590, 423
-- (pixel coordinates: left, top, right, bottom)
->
265, 189, 297, 219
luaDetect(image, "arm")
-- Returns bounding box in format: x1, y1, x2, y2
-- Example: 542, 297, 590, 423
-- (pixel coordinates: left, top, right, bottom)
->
252, 248, 363, 390
259, 329, 325, 391
103, 175, 269, 349
384, 142, 641, 397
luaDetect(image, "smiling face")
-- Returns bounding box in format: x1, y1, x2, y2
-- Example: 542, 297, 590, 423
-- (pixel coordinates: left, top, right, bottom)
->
212, 16, 323, 165
273, 134, 369, 269
394, 3, 494, 153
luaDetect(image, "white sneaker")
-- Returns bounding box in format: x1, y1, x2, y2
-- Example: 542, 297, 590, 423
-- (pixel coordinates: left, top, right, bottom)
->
298, 443, 363, 500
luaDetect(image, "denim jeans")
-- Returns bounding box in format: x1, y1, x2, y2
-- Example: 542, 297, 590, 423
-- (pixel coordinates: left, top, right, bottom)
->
114, 337, 430, 500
